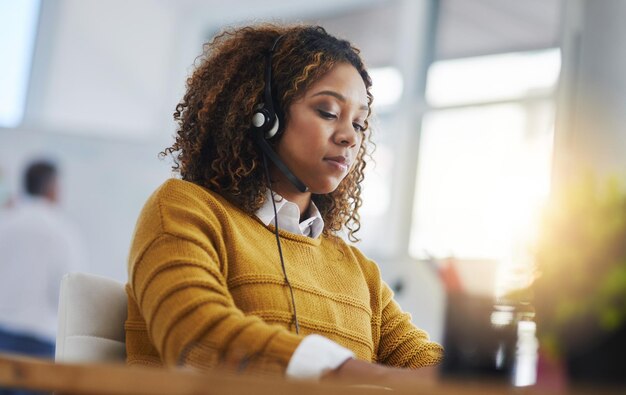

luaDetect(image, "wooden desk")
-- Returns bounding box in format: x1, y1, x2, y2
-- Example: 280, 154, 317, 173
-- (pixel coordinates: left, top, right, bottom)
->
0, 353, 620, 395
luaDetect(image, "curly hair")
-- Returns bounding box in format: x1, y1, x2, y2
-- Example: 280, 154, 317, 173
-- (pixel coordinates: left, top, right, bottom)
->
161, 24, 374, 242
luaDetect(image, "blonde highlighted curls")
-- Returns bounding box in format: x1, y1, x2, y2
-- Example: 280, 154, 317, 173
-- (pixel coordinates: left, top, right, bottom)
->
161, 24, 374, 242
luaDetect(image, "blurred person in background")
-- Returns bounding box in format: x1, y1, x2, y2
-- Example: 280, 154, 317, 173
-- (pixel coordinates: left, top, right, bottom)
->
0, 160, 83, 365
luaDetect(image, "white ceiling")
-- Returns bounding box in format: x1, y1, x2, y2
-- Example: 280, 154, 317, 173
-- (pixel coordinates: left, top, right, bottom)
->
170, 0, 563, 64
170, 0, 389, 23
435, 0, 563, 59
313, 0, 563, 66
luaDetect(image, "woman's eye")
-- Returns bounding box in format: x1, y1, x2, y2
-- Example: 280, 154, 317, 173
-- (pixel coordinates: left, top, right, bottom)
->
318, 110, 337, 119
353, 123, 366, 132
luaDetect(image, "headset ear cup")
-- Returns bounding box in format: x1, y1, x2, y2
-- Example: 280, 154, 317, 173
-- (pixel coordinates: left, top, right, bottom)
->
251, 104, 280, 139
252, 110, 267, 128
265, 116, 279, 139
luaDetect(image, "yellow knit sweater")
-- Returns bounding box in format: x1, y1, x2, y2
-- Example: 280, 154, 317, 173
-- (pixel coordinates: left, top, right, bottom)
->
126, 179, 443, 374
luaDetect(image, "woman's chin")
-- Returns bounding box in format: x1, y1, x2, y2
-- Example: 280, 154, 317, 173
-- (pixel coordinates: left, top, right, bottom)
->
306, 180, 344, 195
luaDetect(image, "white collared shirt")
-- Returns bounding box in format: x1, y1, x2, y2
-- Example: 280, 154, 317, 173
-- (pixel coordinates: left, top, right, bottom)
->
255, 191, 354, 379
256, 190, 324, 238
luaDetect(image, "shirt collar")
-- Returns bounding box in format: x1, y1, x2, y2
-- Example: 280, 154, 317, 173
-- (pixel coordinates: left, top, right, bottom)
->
256, 190, 324, 238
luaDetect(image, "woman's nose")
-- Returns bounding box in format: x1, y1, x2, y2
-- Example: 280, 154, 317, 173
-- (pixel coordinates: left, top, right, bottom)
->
335, 121, 359, 147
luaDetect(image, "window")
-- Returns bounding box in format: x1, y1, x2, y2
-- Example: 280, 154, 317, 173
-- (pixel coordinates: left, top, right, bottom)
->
0, 0, 41, 128
410, 49, 560, 294
368, 67, 403, 112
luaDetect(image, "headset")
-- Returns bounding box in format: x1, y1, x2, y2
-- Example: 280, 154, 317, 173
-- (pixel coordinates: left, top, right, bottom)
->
251, 34, 304, 335
250, 35, 308, 194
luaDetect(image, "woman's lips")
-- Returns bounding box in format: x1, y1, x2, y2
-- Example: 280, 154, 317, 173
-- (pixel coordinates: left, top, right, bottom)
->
324, 156, 350, 171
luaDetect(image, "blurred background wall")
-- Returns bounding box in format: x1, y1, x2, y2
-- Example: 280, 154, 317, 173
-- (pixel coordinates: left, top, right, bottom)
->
1, 0, 626, 347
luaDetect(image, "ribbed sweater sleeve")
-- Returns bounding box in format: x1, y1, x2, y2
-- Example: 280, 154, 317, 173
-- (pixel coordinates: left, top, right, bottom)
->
127, 182, 303, 373
377, 282, 443, 368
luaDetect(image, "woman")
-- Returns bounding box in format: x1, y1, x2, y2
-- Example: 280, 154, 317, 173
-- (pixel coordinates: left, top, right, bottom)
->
125, 24, 442, 382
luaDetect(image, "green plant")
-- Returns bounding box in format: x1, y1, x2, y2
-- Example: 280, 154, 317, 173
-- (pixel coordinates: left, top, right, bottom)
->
531, 175, 626, 356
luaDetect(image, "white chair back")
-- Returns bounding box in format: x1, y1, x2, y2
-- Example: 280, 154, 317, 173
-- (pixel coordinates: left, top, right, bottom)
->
55, 272, 127, 363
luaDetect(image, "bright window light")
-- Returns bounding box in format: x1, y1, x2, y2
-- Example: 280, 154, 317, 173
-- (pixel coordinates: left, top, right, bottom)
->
369, 67, 403, 110
426, 49, 561, 107
409, 102, 555, 261
0, 0, 40, 128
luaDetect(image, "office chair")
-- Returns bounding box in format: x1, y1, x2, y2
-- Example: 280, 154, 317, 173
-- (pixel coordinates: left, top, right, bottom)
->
55, 272, 127, 363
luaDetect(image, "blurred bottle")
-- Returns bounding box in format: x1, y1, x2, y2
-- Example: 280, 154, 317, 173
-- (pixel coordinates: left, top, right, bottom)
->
491, 303, 516, 374
513, 319, 539, 386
